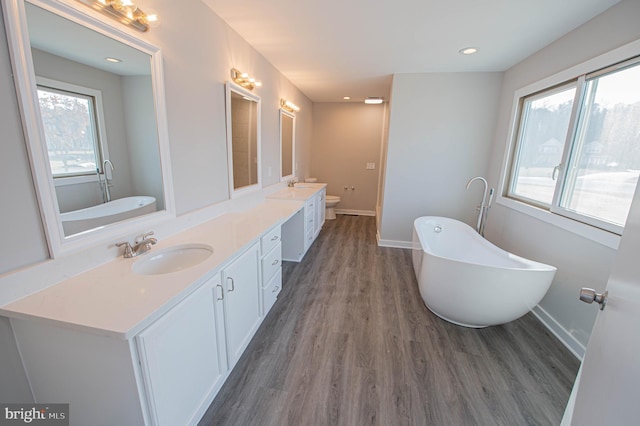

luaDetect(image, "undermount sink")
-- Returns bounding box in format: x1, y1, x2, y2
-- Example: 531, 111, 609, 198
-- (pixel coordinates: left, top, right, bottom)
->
133, 243, 214, 275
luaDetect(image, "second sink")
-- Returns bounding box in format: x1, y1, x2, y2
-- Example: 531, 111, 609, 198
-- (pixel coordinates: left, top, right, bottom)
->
133, 243, 214, 275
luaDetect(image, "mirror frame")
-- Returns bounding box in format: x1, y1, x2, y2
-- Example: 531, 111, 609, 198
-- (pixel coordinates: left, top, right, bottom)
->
279, 109, 295, 181
2, 0, 175, 257
225, 81, 262, 198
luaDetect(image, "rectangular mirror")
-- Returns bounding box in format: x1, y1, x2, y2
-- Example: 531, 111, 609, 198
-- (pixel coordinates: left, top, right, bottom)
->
225, 82, 261, 197
280, 109, 295, 180
3, 0, 174, 256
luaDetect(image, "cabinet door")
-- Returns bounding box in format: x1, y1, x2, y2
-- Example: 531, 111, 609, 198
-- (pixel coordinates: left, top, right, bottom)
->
137, 276, 226, 426
314, 191, 325, 235
223, 242, 261, 367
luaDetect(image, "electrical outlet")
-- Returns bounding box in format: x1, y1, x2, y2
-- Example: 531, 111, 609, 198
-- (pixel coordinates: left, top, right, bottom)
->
366, 162, 376, 170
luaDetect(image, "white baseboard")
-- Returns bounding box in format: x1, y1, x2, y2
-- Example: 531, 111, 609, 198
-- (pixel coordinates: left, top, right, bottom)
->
376, 235, 412, 249
531, 305, 585, 361
335, 209, 375, 216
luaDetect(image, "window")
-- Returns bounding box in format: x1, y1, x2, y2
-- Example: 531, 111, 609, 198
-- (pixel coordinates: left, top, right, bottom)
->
508, 57, 640, 234
35, 78, 107, 178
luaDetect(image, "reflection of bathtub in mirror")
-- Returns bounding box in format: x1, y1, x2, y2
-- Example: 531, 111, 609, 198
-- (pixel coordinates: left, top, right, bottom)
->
61, 196, 157, 236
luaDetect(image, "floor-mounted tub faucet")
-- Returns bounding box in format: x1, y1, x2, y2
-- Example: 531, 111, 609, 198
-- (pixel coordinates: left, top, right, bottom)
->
102, 159, 115, 202
466, 176, 494, 237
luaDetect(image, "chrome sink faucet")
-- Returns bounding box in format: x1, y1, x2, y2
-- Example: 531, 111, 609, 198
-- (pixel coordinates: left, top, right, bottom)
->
116, 231, 157, 258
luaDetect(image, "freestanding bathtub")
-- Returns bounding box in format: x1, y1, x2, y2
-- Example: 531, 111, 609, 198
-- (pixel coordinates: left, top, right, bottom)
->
412, 216, 556, 328
61, 196, 157, 236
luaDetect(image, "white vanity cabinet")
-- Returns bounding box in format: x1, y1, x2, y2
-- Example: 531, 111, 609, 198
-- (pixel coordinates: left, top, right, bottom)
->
280, 186, 326, 261
221, 242, 261, 368
136, 274, 227, 426
1, 202, 302, 426
307, 189, 325, 246
260, 226, 282, 315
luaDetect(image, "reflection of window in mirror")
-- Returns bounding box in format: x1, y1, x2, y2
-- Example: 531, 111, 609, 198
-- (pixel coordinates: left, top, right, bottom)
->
36, 77, 109, 179
3, 0, 174, 255
225, 82, 261, 196
280, 110, 295, 179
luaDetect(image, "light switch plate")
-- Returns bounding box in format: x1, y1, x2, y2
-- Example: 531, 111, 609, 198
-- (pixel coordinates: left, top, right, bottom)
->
366, 163, 375, 170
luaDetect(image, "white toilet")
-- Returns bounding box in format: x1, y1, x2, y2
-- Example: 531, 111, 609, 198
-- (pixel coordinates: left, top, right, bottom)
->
304, 178, 341, 220
325, 195, 341, 220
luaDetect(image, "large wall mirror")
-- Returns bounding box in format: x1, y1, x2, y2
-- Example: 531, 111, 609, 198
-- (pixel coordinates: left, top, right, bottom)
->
2, 0, 174, 256
225, 82, 261, 197
280, 109, 295, 180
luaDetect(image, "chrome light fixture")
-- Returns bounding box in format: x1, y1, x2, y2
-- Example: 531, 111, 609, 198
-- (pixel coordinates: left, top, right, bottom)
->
280, 98, 300, 113
231, 68, 262, 91
75, 0, 159, 32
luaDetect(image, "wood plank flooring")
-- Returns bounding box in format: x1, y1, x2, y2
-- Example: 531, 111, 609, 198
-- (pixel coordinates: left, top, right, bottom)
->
199, 215, 580, 426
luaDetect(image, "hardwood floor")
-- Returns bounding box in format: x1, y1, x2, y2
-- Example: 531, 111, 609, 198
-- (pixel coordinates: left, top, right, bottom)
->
199, 215, 580, 426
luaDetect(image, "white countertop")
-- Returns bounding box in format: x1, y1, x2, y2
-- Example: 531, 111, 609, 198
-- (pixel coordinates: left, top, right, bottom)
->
266, 183, 326, 201
0, 200, 302, 339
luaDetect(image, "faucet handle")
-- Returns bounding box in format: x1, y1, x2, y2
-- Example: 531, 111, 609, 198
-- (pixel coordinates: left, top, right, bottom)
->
135, 231, 155, 244
116, 241, 134, 258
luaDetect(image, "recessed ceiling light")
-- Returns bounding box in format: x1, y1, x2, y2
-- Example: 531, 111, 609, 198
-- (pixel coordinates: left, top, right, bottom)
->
343, 96, 351, 100
364, 97, 383, 104
105, 57, 122, 63
458, 47, 478, 55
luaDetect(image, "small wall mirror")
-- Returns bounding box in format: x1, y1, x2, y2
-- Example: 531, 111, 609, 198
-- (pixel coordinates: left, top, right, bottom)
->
225, 82, 261, 197
3, 0, 174, 256
280, 109, 295, 180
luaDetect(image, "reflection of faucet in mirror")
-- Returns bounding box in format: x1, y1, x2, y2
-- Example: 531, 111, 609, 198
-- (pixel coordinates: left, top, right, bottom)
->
101, 160, 115, 202
466, 176, 495, 237
9, 2, 169, 243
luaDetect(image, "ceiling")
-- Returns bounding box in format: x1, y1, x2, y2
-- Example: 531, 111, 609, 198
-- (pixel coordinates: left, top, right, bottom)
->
201, 0, 620, 103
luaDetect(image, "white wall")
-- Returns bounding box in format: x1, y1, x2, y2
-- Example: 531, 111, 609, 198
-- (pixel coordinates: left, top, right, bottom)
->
485, 0, 640, 353
0, 6, 49, 273
0, 0, 312, 274
0, 0, 312, 398
378, 72, 503, 246
310, 103, 385, 214
122, 75, 164, 208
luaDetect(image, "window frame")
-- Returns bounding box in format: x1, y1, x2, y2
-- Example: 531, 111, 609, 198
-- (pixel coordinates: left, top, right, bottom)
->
35, 76, 110, 185
497, 39, 640, 250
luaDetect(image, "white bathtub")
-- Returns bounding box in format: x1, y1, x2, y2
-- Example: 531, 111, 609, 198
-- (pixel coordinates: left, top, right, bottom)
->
412, 216, 556, 328
61, 196, 157, 235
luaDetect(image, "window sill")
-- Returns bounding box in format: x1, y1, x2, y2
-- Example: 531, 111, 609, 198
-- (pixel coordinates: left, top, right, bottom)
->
495, 196, 620, 250
53, 174, 99, 187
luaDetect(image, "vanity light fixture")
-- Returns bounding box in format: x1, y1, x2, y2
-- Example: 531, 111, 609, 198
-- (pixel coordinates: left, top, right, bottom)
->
280, 99, 300, 113
343, 96, 351, 100
75, 0, 159, 32
231, 68, 262, 91
364, 97, 383, 104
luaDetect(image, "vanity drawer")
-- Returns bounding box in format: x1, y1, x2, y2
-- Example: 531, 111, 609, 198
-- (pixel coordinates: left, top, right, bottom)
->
261, 226, 281, 254
261, 243, 282, 284
263, 269, 282, 315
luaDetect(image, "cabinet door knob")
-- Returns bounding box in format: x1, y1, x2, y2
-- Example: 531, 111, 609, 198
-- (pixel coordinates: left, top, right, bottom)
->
272, 259, 279, 266
273, 286, 279, 293
271, 235, 279, 241
227, 276, 235, 292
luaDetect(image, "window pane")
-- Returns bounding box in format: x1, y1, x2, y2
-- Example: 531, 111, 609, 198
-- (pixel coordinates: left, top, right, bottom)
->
511, 87, 576, 205
37, 87, 98, 176
560, 63, 640, 227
